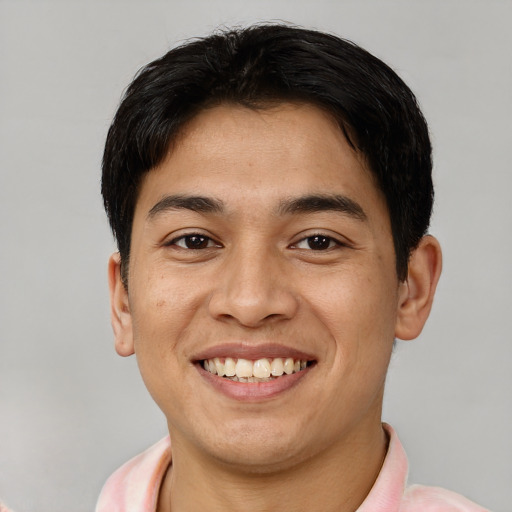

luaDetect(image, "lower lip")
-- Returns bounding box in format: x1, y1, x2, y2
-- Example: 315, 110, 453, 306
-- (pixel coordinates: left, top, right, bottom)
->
197, 364, 313, 402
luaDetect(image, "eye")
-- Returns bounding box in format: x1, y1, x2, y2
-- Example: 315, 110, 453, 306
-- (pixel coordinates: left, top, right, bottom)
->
293, 234, 340, 251
169, 234, 219, 250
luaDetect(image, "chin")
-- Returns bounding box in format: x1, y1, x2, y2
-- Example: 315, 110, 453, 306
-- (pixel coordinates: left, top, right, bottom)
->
192, 417, 312, 472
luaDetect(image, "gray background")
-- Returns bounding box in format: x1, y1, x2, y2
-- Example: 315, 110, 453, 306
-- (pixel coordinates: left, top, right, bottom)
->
1, 1, 511, 511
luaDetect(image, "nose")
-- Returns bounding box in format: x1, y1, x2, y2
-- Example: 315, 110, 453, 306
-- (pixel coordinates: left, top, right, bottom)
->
208, 245, 299, 328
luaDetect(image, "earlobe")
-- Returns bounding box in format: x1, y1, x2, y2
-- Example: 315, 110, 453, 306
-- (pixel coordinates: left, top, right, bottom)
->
395, 235, 443, 341
108, 253, 135, 357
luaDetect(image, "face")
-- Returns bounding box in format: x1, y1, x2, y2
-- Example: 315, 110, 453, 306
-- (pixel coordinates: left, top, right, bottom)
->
112, 103, 408, 471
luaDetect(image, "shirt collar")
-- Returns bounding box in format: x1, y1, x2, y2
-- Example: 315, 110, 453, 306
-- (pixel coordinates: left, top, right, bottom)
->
356, 423, 408, 512
96, 424, 408, 512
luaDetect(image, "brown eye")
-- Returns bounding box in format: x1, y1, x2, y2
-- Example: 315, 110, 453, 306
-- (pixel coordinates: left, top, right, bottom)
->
306, 235, 333, 250
172, 234, 215, 249
185, 235, 209, 249
292, 234, 340, 251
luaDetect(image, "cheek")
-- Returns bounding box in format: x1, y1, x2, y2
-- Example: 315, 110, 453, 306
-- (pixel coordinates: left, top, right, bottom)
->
305, 262, 399, 370
128, 272, 200, 412
129, 269, 203, 362
312, 266, 397, 327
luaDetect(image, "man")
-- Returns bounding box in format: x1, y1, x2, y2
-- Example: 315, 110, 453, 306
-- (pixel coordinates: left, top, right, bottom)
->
97, 24, 487, 511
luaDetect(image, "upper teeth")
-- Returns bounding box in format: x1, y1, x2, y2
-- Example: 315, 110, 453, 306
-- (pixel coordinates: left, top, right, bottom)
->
203, 357, 308, 380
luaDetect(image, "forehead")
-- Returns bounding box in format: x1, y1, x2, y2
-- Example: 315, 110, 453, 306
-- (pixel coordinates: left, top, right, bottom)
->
173, 102, 362, 177
135, 102, 387, 223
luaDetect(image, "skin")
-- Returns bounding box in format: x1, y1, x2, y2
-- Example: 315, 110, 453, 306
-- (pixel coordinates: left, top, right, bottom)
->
109, 103, 442, 512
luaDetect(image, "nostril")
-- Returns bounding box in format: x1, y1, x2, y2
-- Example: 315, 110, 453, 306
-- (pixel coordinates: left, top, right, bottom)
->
207, 269, 299, 327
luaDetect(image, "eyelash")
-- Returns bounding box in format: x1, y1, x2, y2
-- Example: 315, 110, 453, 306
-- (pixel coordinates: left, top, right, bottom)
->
167, 233, 221, 250
166, 232, 344, 251
292, 234, 343, 251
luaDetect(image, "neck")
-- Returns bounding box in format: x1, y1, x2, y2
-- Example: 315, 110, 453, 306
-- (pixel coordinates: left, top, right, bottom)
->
157, 419, 388, 512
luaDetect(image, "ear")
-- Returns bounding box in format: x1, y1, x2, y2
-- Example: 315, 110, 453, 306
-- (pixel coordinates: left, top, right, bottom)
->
108, 253, 135, 356
395, 235, 442, 340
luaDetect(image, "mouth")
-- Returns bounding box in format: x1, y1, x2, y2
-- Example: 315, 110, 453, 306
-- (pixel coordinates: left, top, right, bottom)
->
200, 357, 315, 383
193, 344, 317, 400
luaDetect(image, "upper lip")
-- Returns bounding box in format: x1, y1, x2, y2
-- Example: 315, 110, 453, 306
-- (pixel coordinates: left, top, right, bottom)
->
193, 343, 316, 362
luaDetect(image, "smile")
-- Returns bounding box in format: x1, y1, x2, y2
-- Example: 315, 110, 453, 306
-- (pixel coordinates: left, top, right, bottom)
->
202, 357, 312, 382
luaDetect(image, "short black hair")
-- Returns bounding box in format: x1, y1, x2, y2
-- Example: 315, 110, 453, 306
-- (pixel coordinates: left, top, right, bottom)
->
102, 23, 433, 283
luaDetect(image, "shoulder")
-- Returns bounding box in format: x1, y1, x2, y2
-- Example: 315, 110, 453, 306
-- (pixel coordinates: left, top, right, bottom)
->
401, 484, 490, 512
95, 436, 171, 512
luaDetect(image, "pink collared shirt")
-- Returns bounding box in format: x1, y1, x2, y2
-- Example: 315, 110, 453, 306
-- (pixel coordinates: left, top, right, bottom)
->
95, 424, 489, 512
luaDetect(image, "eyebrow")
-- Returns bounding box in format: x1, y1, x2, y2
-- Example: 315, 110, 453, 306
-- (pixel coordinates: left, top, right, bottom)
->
278, 194, 367, 221
147, 194, 224, 220
146, 193, 367, 222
